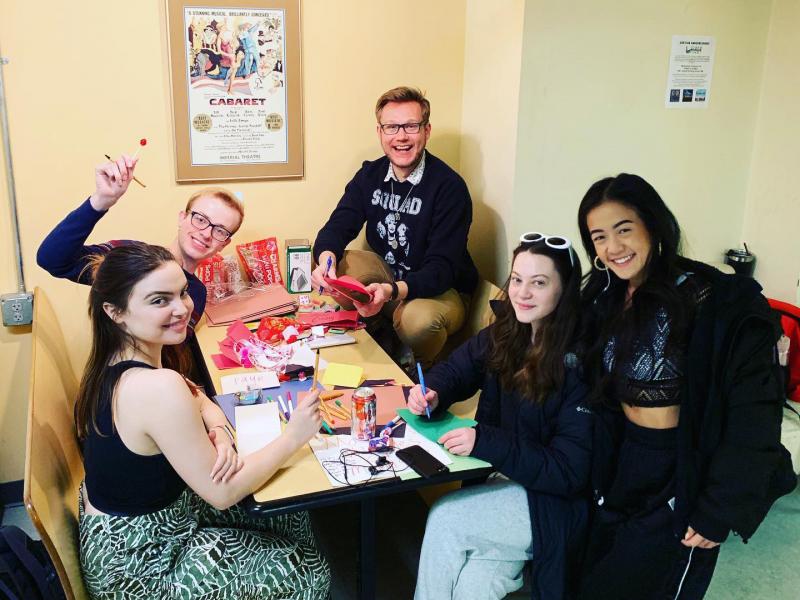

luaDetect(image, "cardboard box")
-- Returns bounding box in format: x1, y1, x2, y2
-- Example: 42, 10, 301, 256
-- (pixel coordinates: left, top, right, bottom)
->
285, 238, 312, 293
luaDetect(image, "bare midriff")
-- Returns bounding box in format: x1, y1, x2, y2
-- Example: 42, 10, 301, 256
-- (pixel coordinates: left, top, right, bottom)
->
622, 404, 680, 429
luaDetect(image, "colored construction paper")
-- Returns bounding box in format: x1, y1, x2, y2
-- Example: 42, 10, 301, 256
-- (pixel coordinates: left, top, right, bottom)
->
321, 363, 364, 388
397, 409, 477, 444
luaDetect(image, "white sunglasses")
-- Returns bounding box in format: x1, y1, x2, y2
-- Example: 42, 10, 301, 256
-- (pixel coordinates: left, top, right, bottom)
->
519, 231, 575, 266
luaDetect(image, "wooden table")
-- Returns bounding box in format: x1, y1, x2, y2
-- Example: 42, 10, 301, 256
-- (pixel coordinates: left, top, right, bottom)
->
194, 317, 489, 598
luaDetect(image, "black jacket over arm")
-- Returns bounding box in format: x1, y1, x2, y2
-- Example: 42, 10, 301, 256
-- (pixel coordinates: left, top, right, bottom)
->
426, 326, 593, 600
591, 259, 796, 544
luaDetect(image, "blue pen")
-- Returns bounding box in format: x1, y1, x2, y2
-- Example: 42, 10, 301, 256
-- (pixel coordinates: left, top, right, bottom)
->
319, 256, 333, 294
417, 362, 431, 419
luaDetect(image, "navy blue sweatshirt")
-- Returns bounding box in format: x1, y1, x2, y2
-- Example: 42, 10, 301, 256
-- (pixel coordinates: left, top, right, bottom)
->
313, 152, 478, 300
36, 198, 206, 334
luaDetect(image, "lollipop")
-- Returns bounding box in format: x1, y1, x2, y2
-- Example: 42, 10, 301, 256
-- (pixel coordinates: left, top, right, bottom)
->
132, 138, 147, 160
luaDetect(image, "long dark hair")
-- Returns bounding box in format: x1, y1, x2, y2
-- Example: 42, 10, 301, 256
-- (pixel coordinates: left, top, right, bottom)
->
487, 239, 582, 403
75, 243, 190, 438
577, 174, 691, 403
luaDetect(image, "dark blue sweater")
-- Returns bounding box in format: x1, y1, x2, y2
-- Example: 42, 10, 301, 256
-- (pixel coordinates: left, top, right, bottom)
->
313, 153, 478, 300
426, 326, 592, 600
36, 198, 206, 334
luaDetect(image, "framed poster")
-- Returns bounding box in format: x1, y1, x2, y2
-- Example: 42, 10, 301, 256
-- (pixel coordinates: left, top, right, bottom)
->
166, 0, 303, 182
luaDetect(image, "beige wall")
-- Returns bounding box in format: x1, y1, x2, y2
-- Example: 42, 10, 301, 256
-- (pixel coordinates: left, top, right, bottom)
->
511, 0, 773, 270
0, 0, 466, 483
742, 0, 800, 304
3, 1, 798, 484
460, 0, 525, 284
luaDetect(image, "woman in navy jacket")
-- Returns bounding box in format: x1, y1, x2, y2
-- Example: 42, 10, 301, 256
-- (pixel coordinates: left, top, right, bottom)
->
412, 236, 592, 600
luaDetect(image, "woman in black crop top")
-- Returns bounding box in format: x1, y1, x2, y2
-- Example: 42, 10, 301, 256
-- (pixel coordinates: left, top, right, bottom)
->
575, 174, 795, 600
75, 243, 330, 599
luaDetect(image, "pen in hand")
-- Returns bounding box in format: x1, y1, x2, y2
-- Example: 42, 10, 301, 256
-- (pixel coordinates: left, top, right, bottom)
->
417, 362, 431, 419
319, 255, 333, 295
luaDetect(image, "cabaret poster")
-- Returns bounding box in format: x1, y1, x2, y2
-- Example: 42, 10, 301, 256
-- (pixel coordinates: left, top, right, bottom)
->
166, 1, 303, 182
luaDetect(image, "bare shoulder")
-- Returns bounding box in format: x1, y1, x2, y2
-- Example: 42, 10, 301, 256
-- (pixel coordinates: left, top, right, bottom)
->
117, 367, 196, 410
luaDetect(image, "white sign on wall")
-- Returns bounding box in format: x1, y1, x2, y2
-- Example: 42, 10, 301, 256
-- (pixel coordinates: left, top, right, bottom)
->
665, 35, 716, 108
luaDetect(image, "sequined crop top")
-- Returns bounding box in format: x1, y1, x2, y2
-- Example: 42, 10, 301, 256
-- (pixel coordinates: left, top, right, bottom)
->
602, 273, 711, 408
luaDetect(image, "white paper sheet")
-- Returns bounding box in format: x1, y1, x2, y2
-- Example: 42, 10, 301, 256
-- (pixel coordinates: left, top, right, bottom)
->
308, 431, 452, 487
221, 371, 280, 394
234, 403, 282, 457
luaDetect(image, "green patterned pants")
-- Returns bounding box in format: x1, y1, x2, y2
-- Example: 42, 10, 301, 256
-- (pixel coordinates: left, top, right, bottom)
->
79, 487, 330, 599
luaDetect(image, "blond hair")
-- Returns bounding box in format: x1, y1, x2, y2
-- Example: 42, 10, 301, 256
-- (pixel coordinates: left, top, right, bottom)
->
185, 187, 245, 233
375, 86, 430, 123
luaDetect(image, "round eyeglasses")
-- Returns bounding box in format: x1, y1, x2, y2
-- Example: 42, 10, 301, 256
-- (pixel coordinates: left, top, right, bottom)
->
190, 211, 233, 242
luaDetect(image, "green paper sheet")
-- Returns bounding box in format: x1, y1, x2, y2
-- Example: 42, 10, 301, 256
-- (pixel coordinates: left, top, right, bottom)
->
397, 408, 477, 441
396, 409, 491, 474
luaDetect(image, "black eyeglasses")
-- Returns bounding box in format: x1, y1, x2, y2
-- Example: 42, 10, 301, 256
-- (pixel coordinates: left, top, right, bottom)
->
190, 211, 233, 242
379, 121, 427, 135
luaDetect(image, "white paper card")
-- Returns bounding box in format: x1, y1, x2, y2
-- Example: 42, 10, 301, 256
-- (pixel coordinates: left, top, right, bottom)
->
292, 342, 329, 369
235, 403, 282, 457
221, 371, 280, 394
665, 35, 715, 108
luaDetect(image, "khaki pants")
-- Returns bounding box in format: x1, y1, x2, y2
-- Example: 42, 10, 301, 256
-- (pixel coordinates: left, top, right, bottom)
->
336, 249, 467, 366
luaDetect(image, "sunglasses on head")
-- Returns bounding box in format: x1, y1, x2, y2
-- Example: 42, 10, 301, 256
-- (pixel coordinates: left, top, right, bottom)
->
519, 231, 575, 266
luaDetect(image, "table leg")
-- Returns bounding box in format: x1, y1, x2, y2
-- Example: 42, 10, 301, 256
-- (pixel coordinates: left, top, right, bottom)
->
357, 497, 376, 600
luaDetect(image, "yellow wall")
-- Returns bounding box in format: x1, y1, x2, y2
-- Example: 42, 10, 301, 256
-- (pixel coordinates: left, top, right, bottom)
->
742, 0, 800, 303
3, 1, 799, 484
0, 0, 466, 482
460, 0, 525, 284
511, 0, 773, 268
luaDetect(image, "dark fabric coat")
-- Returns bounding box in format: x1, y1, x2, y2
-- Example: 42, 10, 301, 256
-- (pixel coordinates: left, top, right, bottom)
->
426, 324, 593, 600
591, 259, 797, 544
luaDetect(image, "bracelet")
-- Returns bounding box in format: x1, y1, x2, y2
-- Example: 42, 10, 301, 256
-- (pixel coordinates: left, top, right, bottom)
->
389, 281, 399, 301
211, 424, 236, 446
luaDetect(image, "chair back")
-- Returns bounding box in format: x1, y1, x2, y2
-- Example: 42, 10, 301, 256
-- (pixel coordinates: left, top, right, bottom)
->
24, 287, 88, 600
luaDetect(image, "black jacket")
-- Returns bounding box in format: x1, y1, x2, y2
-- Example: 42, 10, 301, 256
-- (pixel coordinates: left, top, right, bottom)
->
591, 259, 796, 543
426, 325, 592, 600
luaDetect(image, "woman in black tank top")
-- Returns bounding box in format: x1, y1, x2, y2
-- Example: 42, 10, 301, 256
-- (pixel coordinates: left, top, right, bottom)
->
75, 243, 330, 599
575, 174, 795, 600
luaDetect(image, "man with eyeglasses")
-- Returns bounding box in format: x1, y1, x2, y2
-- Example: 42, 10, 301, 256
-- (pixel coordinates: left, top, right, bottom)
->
312, 86, 478, 368
37, 154, 244, 392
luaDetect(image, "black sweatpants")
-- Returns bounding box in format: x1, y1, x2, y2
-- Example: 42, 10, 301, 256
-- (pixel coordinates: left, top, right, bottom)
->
579, 421, 719, 600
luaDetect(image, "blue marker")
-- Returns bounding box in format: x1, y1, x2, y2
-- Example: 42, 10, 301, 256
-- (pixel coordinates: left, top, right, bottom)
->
319, 255, 333, 294
417, 362, 431, 419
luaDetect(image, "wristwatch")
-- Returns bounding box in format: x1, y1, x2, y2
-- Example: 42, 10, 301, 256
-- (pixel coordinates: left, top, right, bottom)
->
389, 281, 399, 301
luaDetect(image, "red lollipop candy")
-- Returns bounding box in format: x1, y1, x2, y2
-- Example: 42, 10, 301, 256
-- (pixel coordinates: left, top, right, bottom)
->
133, 138, 147, 159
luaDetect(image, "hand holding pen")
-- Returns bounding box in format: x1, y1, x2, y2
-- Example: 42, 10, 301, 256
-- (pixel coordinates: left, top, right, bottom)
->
408, 383, 438, 418
417, 362, 432, 419
284, 389, 322, 446
312, 252, 337, 295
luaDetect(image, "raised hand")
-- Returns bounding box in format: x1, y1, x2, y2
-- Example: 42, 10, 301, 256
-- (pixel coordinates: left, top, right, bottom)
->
90, 154, 138, 212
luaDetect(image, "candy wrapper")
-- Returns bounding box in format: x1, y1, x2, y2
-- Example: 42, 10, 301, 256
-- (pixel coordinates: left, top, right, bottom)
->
256, 316, 308, 344
237, 237, 283, 286
197, 254, 248, 304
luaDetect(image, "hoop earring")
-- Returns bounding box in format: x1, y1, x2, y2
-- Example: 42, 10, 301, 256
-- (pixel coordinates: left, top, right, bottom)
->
594, 256, 611, 293
593, 256, 608, 271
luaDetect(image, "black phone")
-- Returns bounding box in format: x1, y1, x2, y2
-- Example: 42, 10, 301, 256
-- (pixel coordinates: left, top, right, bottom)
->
395, 445, 449, 478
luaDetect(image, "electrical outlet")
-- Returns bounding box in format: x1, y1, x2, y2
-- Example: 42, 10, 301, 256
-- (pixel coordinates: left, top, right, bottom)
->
1, 292, 34, 326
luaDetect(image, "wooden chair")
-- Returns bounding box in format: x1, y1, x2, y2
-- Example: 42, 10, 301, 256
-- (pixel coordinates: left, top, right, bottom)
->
24, 287, 89, 600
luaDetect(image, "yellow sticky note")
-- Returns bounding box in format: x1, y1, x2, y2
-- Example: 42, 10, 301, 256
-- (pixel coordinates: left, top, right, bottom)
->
321, 363, 364, 388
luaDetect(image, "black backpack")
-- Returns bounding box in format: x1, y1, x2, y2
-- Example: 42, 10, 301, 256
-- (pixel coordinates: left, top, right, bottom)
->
0, 526, 65, 600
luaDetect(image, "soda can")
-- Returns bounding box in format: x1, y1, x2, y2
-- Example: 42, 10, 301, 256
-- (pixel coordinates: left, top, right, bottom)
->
351, 387, 377, 441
